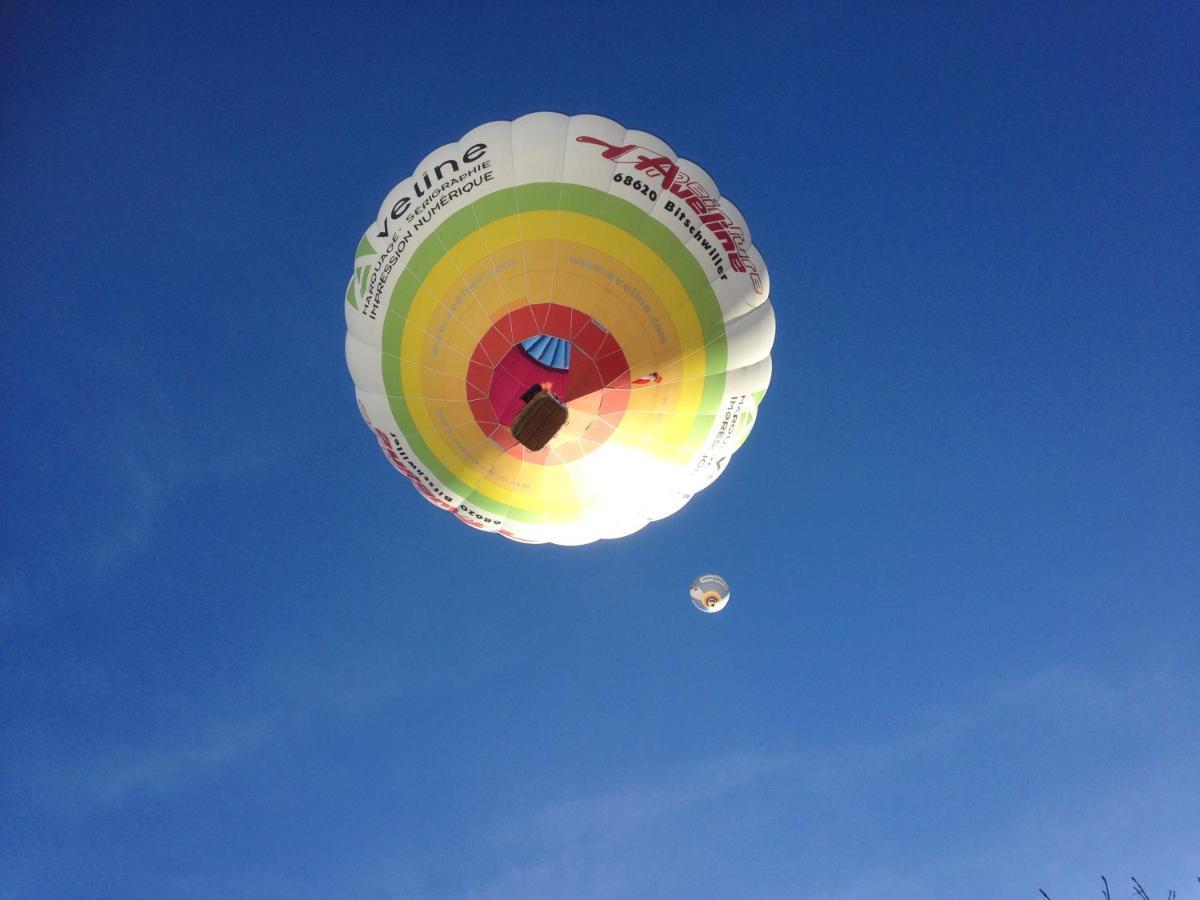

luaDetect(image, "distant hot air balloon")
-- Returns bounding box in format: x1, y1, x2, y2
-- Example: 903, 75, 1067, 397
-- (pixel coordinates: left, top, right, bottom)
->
690, 574, 730, 613
345, 113, 774, 544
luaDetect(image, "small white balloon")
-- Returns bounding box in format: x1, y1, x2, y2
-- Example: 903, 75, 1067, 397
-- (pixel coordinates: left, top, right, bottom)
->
690, 574, 730, 613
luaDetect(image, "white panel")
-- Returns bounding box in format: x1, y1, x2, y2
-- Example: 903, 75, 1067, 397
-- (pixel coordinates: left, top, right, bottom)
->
724, 302, 776, 370
344, 332, 387, 394
562, 114, 629, 190
721, 356, 773, 398
511, 111, 571, 185
457, 119, 516, 198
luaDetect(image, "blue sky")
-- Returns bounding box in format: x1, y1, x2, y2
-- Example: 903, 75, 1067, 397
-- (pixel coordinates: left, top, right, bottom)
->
2, 2, 1197, 897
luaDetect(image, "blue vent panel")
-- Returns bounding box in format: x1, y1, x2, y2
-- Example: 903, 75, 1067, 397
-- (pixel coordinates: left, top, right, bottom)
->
520, 334, 572, 371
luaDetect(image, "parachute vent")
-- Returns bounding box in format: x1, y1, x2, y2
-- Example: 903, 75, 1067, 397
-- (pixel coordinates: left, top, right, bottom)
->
520, 334, 572, 371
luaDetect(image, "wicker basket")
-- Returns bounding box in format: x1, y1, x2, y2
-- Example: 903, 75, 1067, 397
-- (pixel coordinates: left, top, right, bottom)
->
510, 390, 569, 451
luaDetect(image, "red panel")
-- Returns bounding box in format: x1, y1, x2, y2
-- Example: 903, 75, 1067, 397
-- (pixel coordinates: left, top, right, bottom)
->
466, 360, 492, 396
508, 305, 539, 340
574, 320, 608, 357
568, 391, 601, 415
492, 314, 515, 343
529, 303, 552, 332
566, 360, 603, 400
543, 304, 574, 338
479, 328, 512, 365
609, 370, 632, 391
569, 308, 592, 339
594, 331, 620, 360
498, 349, 529, 380
596, 351, 629, 385
489, 365, 525, 426
596, 386, 625, 413
469, 393, 489, 413
488, 424, 518, 449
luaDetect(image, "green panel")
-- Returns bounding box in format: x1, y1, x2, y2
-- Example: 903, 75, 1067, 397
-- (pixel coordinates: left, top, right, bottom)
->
432, 205, 482, 249
516, 182, 562, 211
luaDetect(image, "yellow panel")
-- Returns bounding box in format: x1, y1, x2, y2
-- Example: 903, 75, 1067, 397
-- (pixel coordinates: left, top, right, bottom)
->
543, 464, 584, 518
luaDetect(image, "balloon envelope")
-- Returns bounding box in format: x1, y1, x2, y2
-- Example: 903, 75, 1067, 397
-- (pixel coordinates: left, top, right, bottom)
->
690, 574, 731, 613
345, 113, 774, 544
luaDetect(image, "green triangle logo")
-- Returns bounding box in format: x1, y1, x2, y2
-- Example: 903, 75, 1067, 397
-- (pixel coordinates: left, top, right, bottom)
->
345, 264, 373, 310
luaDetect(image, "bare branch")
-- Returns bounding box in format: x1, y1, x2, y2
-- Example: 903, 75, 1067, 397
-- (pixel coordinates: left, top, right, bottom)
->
1130, 876, 1151, 900
1101, 875, 1111, 900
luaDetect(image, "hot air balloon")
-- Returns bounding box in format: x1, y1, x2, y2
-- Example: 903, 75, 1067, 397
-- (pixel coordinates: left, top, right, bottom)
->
345, 113, 774, 544
690, 574, 730, 613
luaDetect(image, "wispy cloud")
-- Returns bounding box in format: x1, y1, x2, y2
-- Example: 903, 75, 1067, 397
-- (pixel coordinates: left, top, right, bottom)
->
86, 414, 271, 578
20, 651, 1195, 898
451, 660, 1200, 899
71, 712, 279, 808
24, 634, 489, 817
464, 752, 799, 900
513, 751, 791, 851
840, 752, 1200, 899
87, 441, 180, 574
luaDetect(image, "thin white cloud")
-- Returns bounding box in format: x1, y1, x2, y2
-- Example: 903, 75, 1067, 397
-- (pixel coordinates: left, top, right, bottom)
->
88, 446, 177, 573
25, 635, 500, 817
512, 751, 791, 851
86, 415, 273, 577
25, 653, 1194, 898
455, 659, 1200, 900
77, 713, 278, 807
839, 751, 1200, 899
